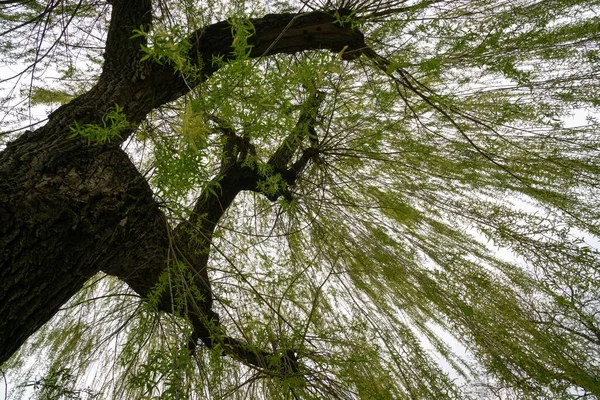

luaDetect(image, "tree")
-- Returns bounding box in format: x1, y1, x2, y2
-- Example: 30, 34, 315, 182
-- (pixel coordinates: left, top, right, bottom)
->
1, 0, 599, 398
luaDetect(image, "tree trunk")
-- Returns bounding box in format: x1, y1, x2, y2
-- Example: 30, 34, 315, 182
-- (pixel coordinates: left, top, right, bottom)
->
0, 88, 171, 363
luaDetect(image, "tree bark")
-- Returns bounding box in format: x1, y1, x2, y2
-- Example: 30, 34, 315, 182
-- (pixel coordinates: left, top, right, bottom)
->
0, 0, 365, 369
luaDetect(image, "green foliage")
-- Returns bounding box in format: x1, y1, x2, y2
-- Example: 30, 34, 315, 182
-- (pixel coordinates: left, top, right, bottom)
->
29, 87, 73, 106
333, 8, 363, 30
131, 25, 197, 75
229, 17, 256, 59
128, 348, 194, 399
24, 367, 100, 400
256, 173, 287, 197
68, 104, 129, 144
3, 0, 600, 399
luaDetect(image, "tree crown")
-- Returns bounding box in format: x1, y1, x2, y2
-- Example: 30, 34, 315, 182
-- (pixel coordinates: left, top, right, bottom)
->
1, 0, 600, 399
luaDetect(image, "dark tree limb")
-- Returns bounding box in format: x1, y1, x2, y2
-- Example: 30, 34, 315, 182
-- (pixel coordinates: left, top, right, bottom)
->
268, 88, 325, 171
101, 0, 152, 78
130, 10, 365, 117
209, 115, 256, 173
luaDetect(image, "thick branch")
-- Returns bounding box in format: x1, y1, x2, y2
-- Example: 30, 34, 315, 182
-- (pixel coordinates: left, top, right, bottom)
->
102, 0, 152, 77
194, 325, 299, 377
133, 164, 299, 373
173, 89, 326, 305
138, 10, 365, 112
210, 116, 256, 173
46, 10, 365, 142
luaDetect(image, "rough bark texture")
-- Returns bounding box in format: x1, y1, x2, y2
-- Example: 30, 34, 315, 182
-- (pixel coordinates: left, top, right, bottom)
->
0, 0, 365, 371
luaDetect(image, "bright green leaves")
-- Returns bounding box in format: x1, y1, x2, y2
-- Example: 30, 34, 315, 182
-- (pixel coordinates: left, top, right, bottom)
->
181, 101, 210, 151
256, 172, 287, 197
130, 15, 257, 79
68, 104, 129, 144
333, 8, 363, 30
29, 87, 73, 106
149, 129, 210, 202
140, 98, 215, 202
128, 348, 194, 400
131, 24, 198, 77
229, 16, 256, 59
